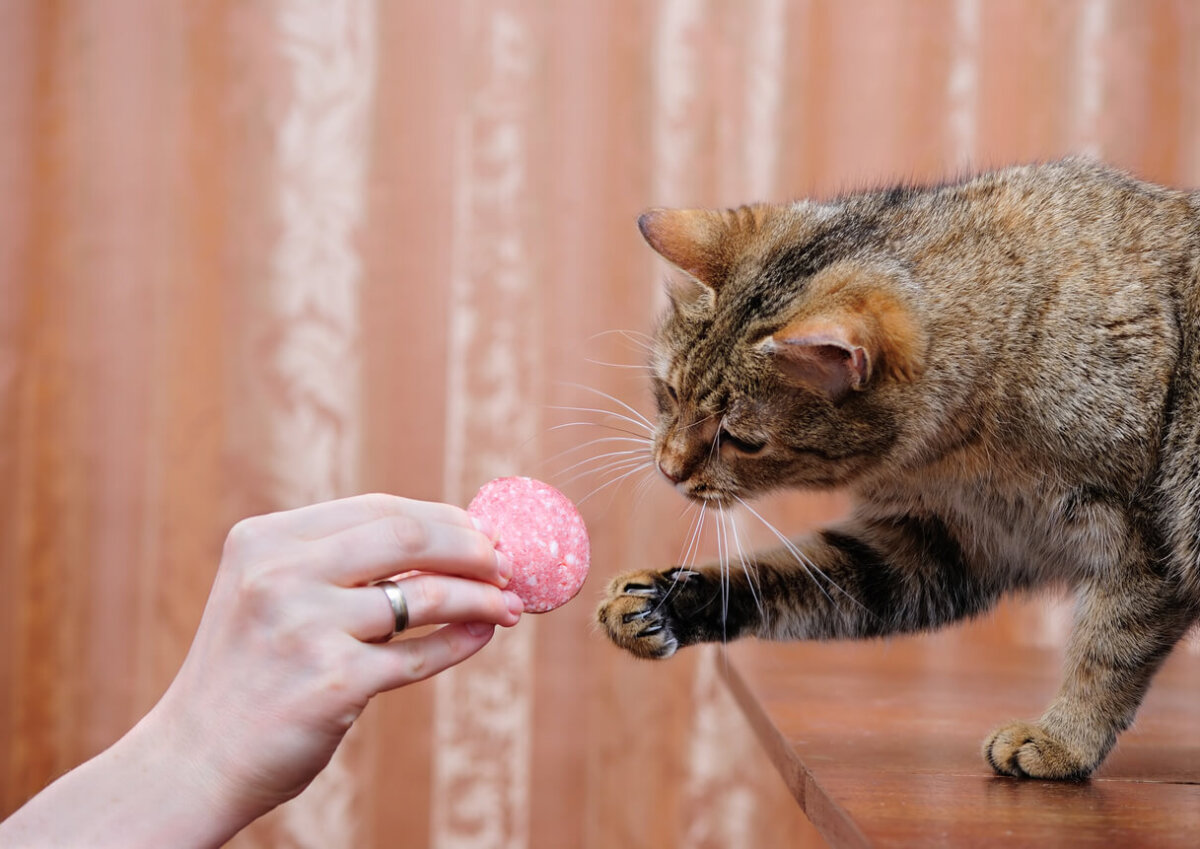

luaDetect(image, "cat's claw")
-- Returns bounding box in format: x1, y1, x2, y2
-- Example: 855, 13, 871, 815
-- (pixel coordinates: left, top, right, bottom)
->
597, 568, 689, 659
620, 582, 657, 596
983, 720, 1094, 780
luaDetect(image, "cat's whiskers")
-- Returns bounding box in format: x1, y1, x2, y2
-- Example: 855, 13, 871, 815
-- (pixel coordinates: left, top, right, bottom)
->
585, 328, 656, 356
545, 371, 661, 511
583, 358, 652, 371
654, 501, 708, 613
555, 446, 655, 482
549, 404, 653, 436
680, 502, 707, 568
678, 411, 719, 433
547, 420, 648, 438
542, 434, 652, 469
727, 505, 767, 626
704, 413, 724, 468
542, 421, 652, 487
557, 383, 656, 432
557, 459, 651, 495
734, 496, 877, 624
629, 464, 662, 510
575, 460, 656, 506
564, 447, 651, 487
715, 506, 733, 645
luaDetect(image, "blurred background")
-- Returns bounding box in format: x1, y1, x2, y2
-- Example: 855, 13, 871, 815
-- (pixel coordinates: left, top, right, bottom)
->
2, 1, 1198, 847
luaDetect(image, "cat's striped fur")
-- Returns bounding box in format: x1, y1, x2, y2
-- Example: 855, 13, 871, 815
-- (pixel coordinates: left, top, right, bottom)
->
597, 159, 1200, 780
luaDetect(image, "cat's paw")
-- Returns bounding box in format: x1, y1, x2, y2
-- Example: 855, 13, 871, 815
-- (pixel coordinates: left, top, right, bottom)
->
596, 567, 699, 659
983, 721, 1093, 780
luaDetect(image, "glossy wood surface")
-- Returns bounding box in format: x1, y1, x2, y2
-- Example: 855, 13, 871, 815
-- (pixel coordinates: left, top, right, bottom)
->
720, 603, 1200, 848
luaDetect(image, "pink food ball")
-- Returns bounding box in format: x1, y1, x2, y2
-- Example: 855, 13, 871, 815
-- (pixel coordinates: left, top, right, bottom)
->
468, 477, 590, 613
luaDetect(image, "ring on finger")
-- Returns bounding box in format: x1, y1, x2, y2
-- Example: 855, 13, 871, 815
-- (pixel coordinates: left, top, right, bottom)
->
373, 579, 409, 641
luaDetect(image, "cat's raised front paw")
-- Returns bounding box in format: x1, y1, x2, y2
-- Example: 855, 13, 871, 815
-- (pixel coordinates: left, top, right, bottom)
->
596, 567, 698, 659
983, 720, 1094, 780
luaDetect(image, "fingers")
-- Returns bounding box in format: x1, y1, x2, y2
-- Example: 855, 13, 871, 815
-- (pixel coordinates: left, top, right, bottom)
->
223, 493, 510, 591
303, 513, 510, 588
346, 576, 524, 642
257, 493, 489, 543
359, 622, 498, 692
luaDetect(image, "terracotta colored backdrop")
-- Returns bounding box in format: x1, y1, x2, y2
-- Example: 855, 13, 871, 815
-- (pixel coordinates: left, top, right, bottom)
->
3, 1, 1199, 847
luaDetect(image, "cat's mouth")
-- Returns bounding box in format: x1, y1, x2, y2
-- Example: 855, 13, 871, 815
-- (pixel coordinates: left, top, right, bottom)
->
677, 484, 736, 509
655, 458, 740, 506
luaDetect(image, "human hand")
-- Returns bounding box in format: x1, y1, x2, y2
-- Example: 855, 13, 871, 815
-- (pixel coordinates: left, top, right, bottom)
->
145, 494, 523, 828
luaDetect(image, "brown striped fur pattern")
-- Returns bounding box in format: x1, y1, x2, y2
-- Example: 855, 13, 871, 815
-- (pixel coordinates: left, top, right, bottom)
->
597, 159, 1200, 780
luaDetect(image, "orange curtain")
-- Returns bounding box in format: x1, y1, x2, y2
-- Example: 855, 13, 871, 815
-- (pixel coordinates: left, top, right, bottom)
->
2, 1, 1198, 847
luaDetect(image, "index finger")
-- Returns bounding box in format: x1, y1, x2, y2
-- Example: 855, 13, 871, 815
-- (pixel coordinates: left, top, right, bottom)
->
306, 513, 509, 588
264, 493, 487, 542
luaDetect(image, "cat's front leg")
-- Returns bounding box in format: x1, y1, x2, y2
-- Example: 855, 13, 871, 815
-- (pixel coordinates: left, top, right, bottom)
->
984, 564, 1196, 780
598, 511, 1000, 658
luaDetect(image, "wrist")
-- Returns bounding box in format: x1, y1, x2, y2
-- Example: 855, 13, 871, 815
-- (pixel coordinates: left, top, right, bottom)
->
124, 692, 270, 845
94, 702, 255, 848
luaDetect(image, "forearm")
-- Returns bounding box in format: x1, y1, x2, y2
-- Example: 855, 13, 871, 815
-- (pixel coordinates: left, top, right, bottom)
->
0, 704, 253, 849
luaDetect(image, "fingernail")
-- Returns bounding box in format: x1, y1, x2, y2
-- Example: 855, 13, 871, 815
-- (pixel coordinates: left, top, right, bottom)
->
466, 622, 493, 638
504, 591, 525, 618
470, 514, 497, 541
496, 550, 513, 588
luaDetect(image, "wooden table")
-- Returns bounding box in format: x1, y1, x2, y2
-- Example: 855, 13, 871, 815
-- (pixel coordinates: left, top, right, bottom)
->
719, 615, 1200, 848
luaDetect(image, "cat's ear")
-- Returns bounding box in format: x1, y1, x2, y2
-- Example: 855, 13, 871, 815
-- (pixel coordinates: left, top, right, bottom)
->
638, 205, 773, 290
759, 317, 872, 403
761, 262, 926, 402
638, 208, 727, 287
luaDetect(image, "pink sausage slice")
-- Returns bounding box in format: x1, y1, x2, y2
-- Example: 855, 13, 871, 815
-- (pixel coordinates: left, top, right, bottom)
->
468, 477, 590, 613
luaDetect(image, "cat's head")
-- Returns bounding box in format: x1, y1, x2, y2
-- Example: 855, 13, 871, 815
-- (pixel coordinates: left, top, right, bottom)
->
641, 202, 927, 505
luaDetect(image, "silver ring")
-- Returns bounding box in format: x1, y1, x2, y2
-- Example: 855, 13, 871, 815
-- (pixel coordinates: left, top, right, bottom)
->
374, 580, 409, 640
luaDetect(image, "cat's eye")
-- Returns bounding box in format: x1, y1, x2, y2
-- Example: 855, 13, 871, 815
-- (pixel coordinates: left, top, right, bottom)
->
720, 429, 766, 455
653, 379, 679, 412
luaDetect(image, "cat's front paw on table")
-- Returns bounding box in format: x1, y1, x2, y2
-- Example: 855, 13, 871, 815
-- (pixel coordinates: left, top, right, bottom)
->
983, 720, 1094, 780
596, 567, 700, 659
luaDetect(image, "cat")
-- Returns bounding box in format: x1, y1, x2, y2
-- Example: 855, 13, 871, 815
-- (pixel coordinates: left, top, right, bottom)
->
596, 158, 1200, 781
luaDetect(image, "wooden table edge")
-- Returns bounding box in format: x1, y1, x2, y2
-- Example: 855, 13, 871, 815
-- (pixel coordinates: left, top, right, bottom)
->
716, 647, 872, 849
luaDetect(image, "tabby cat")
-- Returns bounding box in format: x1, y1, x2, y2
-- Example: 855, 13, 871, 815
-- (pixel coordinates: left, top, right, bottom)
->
596, 159, 1200, 780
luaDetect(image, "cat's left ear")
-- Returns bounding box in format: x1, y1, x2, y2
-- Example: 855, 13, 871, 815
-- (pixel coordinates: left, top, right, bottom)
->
759, 317, 872, 403
759, 285, 925, 403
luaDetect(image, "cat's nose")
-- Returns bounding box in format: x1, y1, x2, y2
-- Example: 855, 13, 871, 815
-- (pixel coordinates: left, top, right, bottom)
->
658, 459, 684, 485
